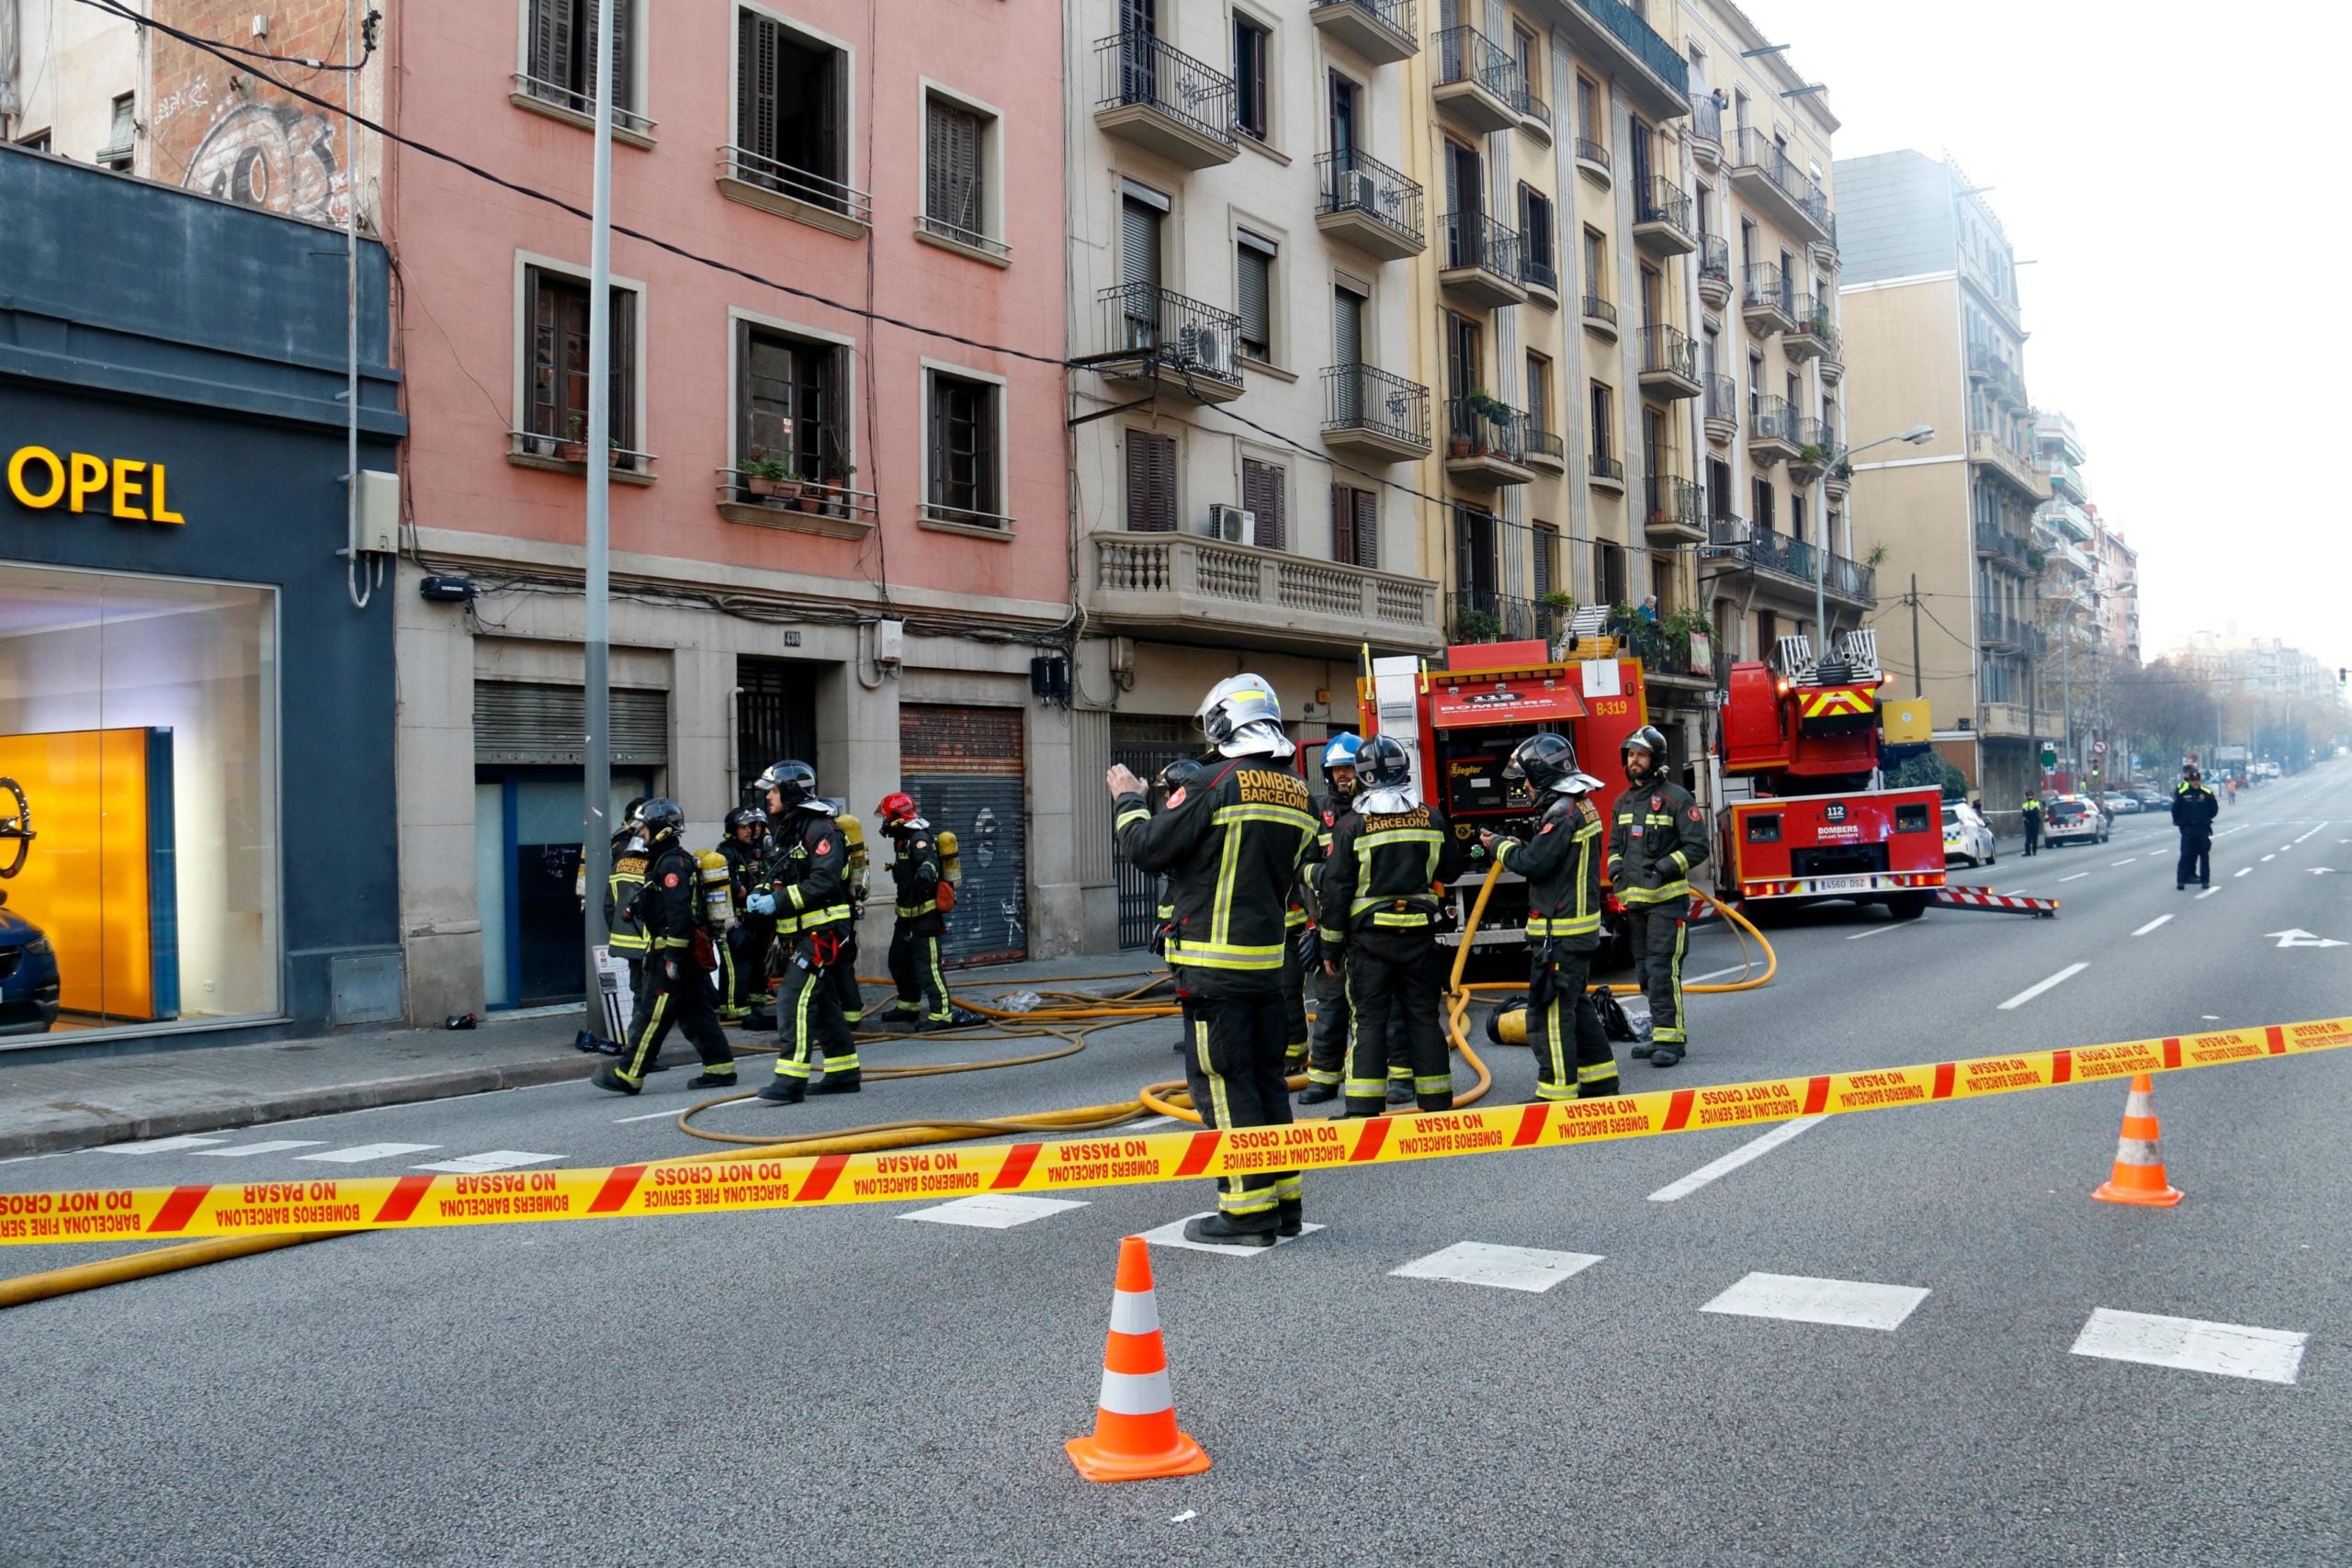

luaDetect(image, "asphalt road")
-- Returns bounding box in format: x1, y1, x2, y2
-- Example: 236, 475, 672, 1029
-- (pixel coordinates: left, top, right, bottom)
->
5, 761, 2347, 1566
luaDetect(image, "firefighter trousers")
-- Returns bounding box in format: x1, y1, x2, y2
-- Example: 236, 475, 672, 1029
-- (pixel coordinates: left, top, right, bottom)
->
1306, 960, 1411, 1090
888, 921, 951, 1022
1280, 931, 1312, 1067
1179, 989, 1297, 1225
828, 931, 865, 1026
729, 916, 775, 1013
1627, 903, 1690, 1047
1528, 943, 1617, 1100
619, 953, 734, 1086
1342, 931, 1451, 1113
775, 938, 859, 1083
2177, 832, 2211, 888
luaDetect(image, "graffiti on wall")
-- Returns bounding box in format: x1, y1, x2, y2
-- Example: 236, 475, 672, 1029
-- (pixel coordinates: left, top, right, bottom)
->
182, 100, 347, 224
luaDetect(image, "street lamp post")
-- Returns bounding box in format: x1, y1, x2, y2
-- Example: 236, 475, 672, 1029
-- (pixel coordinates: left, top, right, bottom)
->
1813, 423, 1934, 643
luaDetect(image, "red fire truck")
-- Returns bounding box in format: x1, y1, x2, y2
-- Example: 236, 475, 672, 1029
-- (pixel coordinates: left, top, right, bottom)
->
1357, 635, 1653, 955
1713, 632, 1946, 918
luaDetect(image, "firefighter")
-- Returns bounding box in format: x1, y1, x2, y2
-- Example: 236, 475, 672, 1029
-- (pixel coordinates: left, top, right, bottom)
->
828, 804, 871, 1032
718, 806, 772, 1024
1298, 732, 1361, 1103
1151, 758, 1202, 1055
1480, 733, 1617, 1101
1610, 725, 1709, 1069
1108, 674, 1318, 1247
744, 760, 859, 1103
2021, 792, 2043, 857
591, 800, 737, 1095
876, 791, 956, 1029
1317, 735, 1469, 1117
2173, 764, 2218, 890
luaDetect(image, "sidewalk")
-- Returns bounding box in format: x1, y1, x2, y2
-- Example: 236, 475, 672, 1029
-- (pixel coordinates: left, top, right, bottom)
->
0, 952, 1162, 1160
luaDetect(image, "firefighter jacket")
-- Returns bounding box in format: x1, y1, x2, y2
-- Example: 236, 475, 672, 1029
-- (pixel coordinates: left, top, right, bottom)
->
2172, 783, 2218, 838
886, 819, 949, 932
1297, 791, 1354, 927
1609, 777, 1709, 908
625, 842, 707, 955
1114, 759, 1317, 998
1317, 802, 1469, 953
718, 835, 766, 908
599, 841, 650, 956
1496, 790, 1606, 952
759, 808, 852, 941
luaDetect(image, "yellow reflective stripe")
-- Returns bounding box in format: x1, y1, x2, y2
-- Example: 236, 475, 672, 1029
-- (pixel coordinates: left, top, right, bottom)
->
1169, 942, 1284, 971
1211, 805, 1319, 829
896, 901, 938, 918
1115, 808, 1151, 830
1413, 1075, 1452, 1094
1211, 820, 1243, 949
1621, 881, 1690, 905
1527, 915, 1601, 936
1369, 911, 1433, 927
1220, 1190, 1277, 1216
1355, 828, 1444, 853
1577, 1061, 1619, 1082
1342, 1078, 1386, 1098
1284, 907, 1310, 930
1492, 839, 1515, 870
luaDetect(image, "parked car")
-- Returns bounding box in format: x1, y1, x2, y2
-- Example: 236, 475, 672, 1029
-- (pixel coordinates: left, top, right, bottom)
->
2130, 786, 2167, 810
2041, 795, 2109, 848
1941, 800, 1996, 867
0, 902, 61, 1035
2100, 791, 2141, 815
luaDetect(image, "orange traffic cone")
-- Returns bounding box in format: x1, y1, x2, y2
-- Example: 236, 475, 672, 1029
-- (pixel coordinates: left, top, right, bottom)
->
1065, 1236, 1211, 1483
2093, 1072, 2182, 1207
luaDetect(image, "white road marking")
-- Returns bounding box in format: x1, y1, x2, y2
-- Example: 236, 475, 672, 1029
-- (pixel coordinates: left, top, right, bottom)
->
611, 1107, 684, 1124
2059, 872, 2090, 883
1845, 924, 1905, 941
1998, 963, 2087, 1010
2261, 854, 2276, 862
1682, 964, 1754, 985
413, 1150, 564, 1174
191, 1139, 328, 1157
1137, 1213, 1323, 1256
2071, 1309, 2306, 1385
97, 1136, 229, 1155
1702, 1272, 1929, 1332
1390, 1241, 1603, 1293
2197, 888, 2220, 899
2234, 867, 2253, 877
1647, 1118, 1825, 1201
2131, 916, 2174, 937
901, 1194, 1088, 1229
1125, 1115, 1181, 1131
296, 1143, 440, 1164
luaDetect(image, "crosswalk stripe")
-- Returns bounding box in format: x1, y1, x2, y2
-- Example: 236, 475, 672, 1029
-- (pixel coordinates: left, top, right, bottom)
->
295, 1143, 440, 1164
191, 1140, 328, 1157
97, 1136, 228, 1155
2071, 1309, 2306, 1384
900, 1195, 1088, 1229
1702, 1271, 1928, 1332
1390, 1241, 1602, 1293
413, 1150, 563, 1174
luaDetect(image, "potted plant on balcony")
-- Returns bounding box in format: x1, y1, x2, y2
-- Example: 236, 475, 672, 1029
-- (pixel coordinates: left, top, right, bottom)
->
555, 415, 588, 465
1865, 543, 1889, 569
816, 460, 857, 516
608, 434, 627, 469
1454, 607, 1503, 644
741, 449, 800, 502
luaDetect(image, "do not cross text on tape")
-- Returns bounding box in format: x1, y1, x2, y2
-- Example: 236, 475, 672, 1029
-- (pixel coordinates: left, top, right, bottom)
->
2, 1017, 2346, 1248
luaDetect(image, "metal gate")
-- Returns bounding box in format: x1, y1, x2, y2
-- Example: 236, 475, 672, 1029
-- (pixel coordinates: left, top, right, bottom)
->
900, 705, 1026, 967
1110, 716, 1196, 951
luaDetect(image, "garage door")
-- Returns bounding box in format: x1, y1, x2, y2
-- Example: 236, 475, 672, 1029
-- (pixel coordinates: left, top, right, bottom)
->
899, 705, 1025, 966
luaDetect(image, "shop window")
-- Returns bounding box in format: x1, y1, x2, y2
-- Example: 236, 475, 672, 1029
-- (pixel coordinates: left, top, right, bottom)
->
926, 369, 1005, 528
735, 320, 849, 491
521, 0, 646, 134
0, 567, 280, 1038
521, 265, 640, 467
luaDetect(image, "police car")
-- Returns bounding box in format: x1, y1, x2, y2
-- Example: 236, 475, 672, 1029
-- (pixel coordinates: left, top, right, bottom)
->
1941, 800, 1996, 867
2041, 795, 2109, 848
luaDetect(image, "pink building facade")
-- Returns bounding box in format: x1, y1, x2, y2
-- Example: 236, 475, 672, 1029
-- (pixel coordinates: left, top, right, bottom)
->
384, 0, 1079, 1020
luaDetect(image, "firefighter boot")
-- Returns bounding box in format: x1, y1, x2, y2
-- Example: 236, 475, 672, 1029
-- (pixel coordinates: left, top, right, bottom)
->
813, 1069, 863, 1095
1648, 1043, 1683, 1068
590, 1066, 639, 1096
1297, 1082, 1339, 1105
1277, 1198, 1305, 1238
757, 1077, 807, 1105
1184, 1212, 1277, 1248
686, 1071, 738, 1090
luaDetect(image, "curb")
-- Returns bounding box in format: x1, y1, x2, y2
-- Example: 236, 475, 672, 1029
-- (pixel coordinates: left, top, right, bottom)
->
0, 1053, 604, 1162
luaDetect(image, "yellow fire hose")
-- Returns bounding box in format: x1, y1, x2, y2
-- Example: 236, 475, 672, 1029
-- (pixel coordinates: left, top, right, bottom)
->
2, 872, 1776, 1305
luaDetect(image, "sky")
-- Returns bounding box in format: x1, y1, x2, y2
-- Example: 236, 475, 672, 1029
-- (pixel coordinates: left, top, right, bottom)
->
1749, 0, 2352, 681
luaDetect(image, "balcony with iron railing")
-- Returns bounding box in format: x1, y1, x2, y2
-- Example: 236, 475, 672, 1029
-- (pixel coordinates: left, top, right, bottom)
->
1697, 232, 1731, 308
1974, 520, 2038, 575
1430, 25, 1524, 137
1788, 417, 1845, 484
1728, 128, 1831, 243
513, 72, 657, 142
1645, 472, 1703, 543
1783, 294, 1833, 362
1688, 91, 1724, 166
1966, 342, 2028, 408
1967, 428, 2050, 501
1091, 531, 1442, 656
1747, 394, 1799, 465
1573, 136, 1611, 185
1822, 551, 1876, 606
716, 144, 875, 237
1588, 448, 1626, 492
1092, 30, 1238, 169
1633, 175, 1696, 256
1437, 210, 1527, 310
1446, 590, 1562, 648
1316, 148, 1426, 261
1308, 0, 1418, 65
1443, 396, 1534, 487
1094, 283, 1244, 402
1321, 362, 1432, 462
1637, 324, 1702, 400
1740, 262, 1792, 335
1579, 292, 1619, 340
1523, 423, 1566, 472
1618, 616, 1715, 683
1520, 247, 1560, 302
1554, 0, 1690, 118
1513, 80, 1553, 142
2044, 454, 2086, 502
2036, 498, 2095, 543
1702, 373, 1738, 444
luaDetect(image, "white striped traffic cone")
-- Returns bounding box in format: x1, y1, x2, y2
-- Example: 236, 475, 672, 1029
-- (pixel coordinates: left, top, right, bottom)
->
1064, 1235, 1211, 1482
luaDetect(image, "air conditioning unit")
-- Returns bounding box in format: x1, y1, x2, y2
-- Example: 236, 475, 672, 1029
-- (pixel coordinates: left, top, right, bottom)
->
1177, 321, 1228, 370
1205, 504, 1254, 544
1338, 167, 1379, 212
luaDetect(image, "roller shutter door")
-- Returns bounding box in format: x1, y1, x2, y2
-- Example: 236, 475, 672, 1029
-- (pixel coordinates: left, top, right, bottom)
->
473, 682, 669, 766
899, 705, 1025, 966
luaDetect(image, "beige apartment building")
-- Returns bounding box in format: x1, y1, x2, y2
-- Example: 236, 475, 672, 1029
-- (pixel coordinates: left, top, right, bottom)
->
1836, 149, 2052, 811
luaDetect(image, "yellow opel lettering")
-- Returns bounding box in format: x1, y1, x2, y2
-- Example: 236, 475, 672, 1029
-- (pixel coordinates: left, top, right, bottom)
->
150, 461, 185, 525
110, 458, 148, 521
6, 445, 64, 508
69, 452, 107, 512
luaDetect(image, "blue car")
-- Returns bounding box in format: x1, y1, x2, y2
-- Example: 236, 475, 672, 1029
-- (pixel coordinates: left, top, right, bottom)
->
0, 904, 61, 1035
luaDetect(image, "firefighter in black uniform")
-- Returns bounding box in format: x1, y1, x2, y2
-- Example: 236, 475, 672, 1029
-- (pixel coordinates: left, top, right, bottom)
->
1298, 733, 1360, 1103
1109, 674, 1318, 1247
591, 800, 737, 1094
718, 806, 771, 1024
2173, 764, 2219, 889
877, 791, 955, 1028
1482, 733, 1618, 1101
746, 760, 859, 1103
1609, 726, 1710, 1069
1317, 735, 1470, 1117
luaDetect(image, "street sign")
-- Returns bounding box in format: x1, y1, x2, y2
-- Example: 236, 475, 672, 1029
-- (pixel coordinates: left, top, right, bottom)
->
2266, 929, 2347, 949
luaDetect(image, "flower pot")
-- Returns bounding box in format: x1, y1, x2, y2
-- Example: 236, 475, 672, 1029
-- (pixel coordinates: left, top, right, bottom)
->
1448, 437, 1473, 459
526, 434, 557, 458
554, 441, 588, 464
746, 476, 798, 501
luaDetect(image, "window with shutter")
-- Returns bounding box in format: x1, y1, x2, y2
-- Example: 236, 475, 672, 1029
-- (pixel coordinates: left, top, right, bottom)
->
526, 0, 634, 118
737, 323, 848, 483
1533, 525, 1559, 601
1524, 352, 1549, 436
735, 8, 846, 209
1240, 458, 1284, 551
1236, 231, 1275, 362
1125, 431, 1176, 533
925, 98, 987, 244
929, 371, 1001, 525
1331, 484, 1377, 567
522, 266, 637, 454
1352, 487, 1379, 570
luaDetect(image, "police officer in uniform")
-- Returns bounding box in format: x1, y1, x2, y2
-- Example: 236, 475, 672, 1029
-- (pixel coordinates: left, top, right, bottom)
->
2020, 792, 2043, 857
1609, 726, 1709, 1069
591, 800, 738, 1095
1109, 675, 1318, 1247
718, 806, 771, 1023
876, 791, 955, 1028
1482, 733, 1618, 1101
1317, 735, 1469, 1117
2172, 764, 2219, 890
744, 760, 859, 1103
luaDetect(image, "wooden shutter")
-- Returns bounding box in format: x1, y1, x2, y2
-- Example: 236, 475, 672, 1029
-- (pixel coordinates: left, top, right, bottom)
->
924, 99, 951, 228
608, 286, 636, 451
1352, 486, 1379, 570
1332, 288, 1363, 367
1236, 250, 1270, 358
1532, 525, 1555, 599
1240, 458, 1283, 550
971, 383, 997, 519
1125, 431, 1175, 532
527, 0, 574, 96
1330, 485, 1356, 566
738, 10, 780, 164
817, 44, 845, 190
609, 0, 635, 116
926, 101, 982, 235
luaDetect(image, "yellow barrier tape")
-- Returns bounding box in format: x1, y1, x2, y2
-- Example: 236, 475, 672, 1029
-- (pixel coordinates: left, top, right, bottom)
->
3, 1017, 2345, 1247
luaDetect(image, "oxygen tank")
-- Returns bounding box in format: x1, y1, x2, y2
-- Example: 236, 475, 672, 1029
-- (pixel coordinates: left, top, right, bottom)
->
836, 812, 870, 906
933, 829, 961, 913
696, 850, 735, 928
